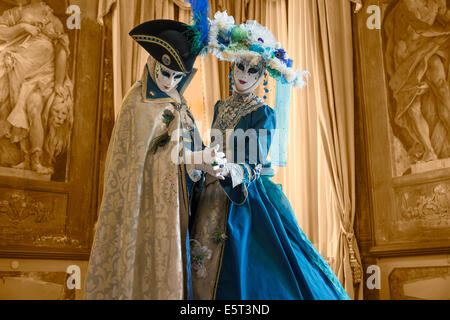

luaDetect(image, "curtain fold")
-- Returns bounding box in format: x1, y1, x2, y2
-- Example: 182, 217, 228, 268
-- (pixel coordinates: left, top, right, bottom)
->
280, 0, 320, 248
286, 0, 363, 299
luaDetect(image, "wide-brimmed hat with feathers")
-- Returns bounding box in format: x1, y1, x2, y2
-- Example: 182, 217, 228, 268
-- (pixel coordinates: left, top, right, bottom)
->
208, 11, 309, 88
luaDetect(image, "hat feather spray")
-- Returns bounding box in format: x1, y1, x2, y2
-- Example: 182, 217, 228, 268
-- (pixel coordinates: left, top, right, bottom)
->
184, 0, 210, 55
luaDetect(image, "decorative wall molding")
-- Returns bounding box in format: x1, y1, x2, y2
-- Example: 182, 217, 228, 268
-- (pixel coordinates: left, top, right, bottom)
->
389, 266, 450, 300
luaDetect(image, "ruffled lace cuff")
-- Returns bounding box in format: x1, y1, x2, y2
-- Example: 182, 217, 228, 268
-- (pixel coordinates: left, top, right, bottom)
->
225, 163, 245, 188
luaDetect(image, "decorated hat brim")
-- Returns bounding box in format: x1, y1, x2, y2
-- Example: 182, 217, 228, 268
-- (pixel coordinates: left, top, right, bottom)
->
129, 20, 195, 73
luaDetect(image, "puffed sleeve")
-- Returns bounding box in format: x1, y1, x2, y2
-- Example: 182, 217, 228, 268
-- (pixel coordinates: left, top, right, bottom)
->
219, 105, 276, 205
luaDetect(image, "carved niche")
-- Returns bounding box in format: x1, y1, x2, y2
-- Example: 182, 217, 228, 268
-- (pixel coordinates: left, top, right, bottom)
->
383, 0, 450, 177
0, 0, 76, 182
0, 0, 109, 259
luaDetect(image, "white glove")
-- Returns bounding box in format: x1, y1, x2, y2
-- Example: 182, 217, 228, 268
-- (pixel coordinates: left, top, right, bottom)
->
188, 145, 228, 180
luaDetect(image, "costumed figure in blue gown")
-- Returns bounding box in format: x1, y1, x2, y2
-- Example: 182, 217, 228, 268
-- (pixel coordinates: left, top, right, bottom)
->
84, 0, 221, 300
189, 11, 351, 300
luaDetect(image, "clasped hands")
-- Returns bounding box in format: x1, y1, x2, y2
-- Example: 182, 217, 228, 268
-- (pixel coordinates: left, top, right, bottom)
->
186, 145, 230, 180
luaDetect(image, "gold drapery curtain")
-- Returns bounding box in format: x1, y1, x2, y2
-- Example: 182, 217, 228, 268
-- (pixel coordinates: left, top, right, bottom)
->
98, 0, 363, 299
286, 0, 363, 299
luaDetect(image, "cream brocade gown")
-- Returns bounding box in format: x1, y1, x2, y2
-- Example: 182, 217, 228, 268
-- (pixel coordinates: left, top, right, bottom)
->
84, 62, 202, 300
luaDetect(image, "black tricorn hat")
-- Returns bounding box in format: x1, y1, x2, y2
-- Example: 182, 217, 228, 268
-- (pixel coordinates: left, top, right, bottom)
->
129, 20, 197, 73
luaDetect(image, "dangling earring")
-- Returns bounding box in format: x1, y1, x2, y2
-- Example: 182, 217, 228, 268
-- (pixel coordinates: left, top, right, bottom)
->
263, 71, 269, 100
229, 65, 234, 94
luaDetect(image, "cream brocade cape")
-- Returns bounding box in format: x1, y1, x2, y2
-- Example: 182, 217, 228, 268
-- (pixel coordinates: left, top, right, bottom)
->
84, 66, 201, 300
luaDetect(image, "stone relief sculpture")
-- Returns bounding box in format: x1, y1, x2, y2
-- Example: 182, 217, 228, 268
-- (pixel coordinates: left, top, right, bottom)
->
0, 0, 73, 179
0, 191, 56, 224
384, 0, 450, 176
400, 183, 450, 225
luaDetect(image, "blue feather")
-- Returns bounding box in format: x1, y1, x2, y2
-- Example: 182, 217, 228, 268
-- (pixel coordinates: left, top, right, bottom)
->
184, 0, 210, 54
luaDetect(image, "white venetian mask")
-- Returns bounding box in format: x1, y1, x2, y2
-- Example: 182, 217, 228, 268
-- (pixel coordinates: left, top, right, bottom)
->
233, 59, 263, 93
152, 61, 186, 93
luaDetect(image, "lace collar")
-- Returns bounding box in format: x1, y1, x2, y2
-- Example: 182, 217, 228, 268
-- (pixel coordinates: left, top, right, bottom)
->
213, 92, 265, 132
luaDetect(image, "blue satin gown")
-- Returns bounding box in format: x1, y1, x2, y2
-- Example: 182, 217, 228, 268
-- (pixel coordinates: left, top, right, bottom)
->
193, 92, 350, 300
